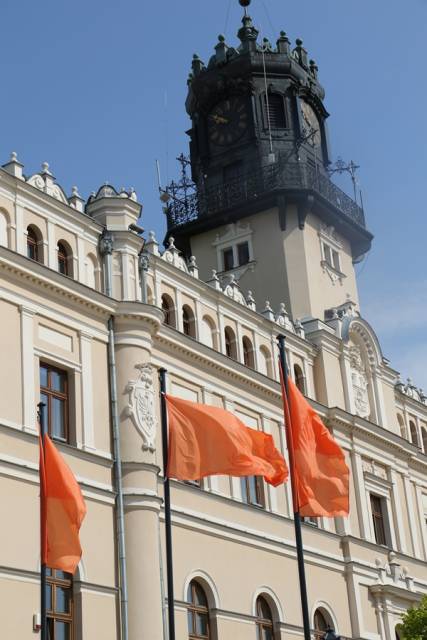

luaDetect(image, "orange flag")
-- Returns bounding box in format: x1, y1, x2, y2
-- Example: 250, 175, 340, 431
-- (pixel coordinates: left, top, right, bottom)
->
165, 395, 288, 487
282, 378, 349, 517
40, 435, 87, 574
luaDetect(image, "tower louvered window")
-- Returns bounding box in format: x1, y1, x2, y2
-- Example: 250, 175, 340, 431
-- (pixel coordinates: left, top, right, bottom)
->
265, 94, 286, 129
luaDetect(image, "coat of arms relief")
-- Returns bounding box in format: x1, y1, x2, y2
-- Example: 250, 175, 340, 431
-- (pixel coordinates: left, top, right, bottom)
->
349, 344, 370, 419
125, 364, 157, 451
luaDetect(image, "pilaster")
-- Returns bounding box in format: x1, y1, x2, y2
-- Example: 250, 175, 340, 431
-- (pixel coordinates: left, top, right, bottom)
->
79, 331, 95, 451
20, 305, 37, 433
350, 450, 370, 539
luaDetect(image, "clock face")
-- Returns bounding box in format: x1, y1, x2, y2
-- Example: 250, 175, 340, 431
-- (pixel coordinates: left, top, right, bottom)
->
208, 97, 249, 147
301, 101, 321, 147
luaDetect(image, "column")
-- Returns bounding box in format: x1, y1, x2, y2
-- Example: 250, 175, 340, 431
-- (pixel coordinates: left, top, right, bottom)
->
372, 370, 386, 427
225, 399, 242, 500
20, 306, 37, 433
270, 334, 279, 381
350, 450, 370, 539
262, 415, 279, 513
402, 475, 421, 557
235, 322, 244, 364
303, 358, 315, 399
217, 309, 226, 354
77, 235, 86, 284
194, 299, 202, 342
414, 484, 427, 559
15, 203, 25, 254
79, 331, 95, 451
175, 289, 183, 332
47, 220, 57, 269
388, 469, 407, 553
201, 387, 219, 493
340, 348, 355, 414
114, 307, 165, 640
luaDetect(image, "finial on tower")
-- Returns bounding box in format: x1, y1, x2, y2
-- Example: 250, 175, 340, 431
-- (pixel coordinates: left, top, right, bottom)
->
239, 0, 251, 16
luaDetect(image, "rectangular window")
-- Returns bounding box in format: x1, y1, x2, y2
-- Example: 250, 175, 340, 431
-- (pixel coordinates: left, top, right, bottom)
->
302, 516, 318, 527
241, 476, 265, 508
40, 363, 69, 442
46, 569, 74, 639
323, 243, 332, 266
222, 247, 234, 271
323, 243, 341, 272
332, 249, 340, 271
237, 241, 250, 266
370, 494, 388, 546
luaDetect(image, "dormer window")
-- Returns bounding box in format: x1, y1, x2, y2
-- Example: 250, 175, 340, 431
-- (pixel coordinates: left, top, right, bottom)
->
264, 93, 286, 129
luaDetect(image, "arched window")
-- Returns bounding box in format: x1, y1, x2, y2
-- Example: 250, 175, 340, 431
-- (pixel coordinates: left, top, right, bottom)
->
182, 305, 196, 338
57, 241, 73, 277
46, 568, 74, 638
224, 326, 237, 360
264, 93, 287, 129
409, 420, 419, 447
256, 595, 275, 640
397, 414, 406, 439
187, 580, 210, 639
314, 608, 333, 639
161, 294, 176, 328
258, 346, 273, 378
0, 210, 8, 247
294, 364, 306, 394
27, 225, 43, 263
200, 315, 217, 350
422, 428, 427, 455
242, 336, 255, 368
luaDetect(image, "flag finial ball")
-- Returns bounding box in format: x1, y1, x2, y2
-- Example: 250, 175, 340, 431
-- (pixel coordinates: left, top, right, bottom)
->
239, 0, 251, 7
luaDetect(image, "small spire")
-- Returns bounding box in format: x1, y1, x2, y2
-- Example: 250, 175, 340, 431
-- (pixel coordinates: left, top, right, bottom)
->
215, 34, 229, 65
41, 161, 52, 175
237, 0, 258, 52
277, 31, 291, 55
191, 53, 205, 76
293, 38, 309, 69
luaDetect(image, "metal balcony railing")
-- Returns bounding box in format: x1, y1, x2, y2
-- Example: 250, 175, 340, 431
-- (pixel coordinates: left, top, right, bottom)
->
165, 159, 366, 231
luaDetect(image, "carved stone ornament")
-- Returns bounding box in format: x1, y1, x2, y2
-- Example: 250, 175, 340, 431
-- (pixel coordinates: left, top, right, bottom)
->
125, 364, 157, 452
349, 343, 370, 418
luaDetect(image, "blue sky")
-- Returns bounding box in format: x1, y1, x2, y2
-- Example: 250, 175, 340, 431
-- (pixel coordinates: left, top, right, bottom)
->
1, 0, 426, 389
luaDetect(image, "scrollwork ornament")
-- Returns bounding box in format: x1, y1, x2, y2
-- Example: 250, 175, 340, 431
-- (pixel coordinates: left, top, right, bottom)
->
349, 344, 370, 418
125, 364, 157, 452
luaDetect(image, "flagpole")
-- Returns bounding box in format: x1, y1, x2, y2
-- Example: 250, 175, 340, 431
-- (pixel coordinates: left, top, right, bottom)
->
159, 369, 176, 640
38, 402, 47, 640
277, 335, 312, 640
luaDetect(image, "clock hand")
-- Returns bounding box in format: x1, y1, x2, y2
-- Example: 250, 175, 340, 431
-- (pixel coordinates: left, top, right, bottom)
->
210, 114, 229, 125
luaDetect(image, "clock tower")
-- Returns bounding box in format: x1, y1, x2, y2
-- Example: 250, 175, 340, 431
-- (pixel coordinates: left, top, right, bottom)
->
164, 0, 373, 322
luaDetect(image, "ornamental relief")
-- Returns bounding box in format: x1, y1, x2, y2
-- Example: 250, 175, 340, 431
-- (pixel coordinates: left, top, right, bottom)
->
362, 458, 387, 480
125, 364, 157, 452
349, 343, 370, 419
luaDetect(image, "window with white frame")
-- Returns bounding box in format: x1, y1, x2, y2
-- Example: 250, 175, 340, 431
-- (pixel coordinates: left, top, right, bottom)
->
318, 223, 345, 280
370, 494, 389, 546
363, 460, 394, 548
322, 242, 341, 272
221, 240, 251, 271
213, 222, 254, 274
